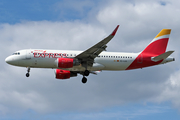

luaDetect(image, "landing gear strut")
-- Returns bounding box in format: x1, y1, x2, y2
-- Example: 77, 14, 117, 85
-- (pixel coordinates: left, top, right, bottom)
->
26, 67, 30, 77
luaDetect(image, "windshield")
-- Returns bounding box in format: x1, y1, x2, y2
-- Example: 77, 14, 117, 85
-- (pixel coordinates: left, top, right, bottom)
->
12, 52, 20, 55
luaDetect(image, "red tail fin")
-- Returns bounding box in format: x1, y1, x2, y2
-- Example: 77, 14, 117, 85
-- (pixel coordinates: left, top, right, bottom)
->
126, 29, 171, 70
141, 29, 171, 56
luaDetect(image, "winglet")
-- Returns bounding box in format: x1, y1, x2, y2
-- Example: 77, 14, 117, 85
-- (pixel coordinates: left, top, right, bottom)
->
111, 25, 119, 36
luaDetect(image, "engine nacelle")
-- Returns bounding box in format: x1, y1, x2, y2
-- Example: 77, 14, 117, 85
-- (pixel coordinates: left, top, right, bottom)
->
57, 58, 80, 68
55, 69, 77, 79
55, 69, 71, 79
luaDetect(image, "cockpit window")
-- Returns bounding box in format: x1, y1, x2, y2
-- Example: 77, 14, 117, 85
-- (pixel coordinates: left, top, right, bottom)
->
12, 52, 20, 55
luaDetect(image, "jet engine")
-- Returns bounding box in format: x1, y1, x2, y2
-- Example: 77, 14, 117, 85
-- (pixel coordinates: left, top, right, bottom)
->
57, 58, 80, 68
55, 69, 77, 79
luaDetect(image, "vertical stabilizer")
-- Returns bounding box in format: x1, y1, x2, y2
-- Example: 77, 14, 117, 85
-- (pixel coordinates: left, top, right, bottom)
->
126, 29, 172, 70
142, 29, 171, 56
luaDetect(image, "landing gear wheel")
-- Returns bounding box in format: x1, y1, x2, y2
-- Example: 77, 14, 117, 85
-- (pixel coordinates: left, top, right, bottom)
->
84, 70, 90, 76
26, 73, 30, 77
82, 77, 87, 84
26, 67, 30, 77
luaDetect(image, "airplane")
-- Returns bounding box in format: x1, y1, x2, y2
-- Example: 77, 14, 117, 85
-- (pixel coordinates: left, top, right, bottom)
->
5, 25, 175, 83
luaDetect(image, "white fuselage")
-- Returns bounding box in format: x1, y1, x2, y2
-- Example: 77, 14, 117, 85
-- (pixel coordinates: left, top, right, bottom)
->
5, 49, 174, 71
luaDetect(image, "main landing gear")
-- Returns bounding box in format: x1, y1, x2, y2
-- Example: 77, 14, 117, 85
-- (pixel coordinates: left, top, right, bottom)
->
26, 67, 30, 77
82, 70, 90, 84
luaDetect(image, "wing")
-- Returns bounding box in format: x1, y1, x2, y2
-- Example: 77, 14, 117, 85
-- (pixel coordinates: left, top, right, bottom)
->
75, 25, 119, 67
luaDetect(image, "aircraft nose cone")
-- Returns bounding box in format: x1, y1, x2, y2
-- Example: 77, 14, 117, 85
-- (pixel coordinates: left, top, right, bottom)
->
5, 56, 12, 64
5, 56, 20, 66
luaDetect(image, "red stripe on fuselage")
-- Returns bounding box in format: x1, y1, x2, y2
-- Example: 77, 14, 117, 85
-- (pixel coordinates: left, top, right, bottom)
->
126, 38, 169, 70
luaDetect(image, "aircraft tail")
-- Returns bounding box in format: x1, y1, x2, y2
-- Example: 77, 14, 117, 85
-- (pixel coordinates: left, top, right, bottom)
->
126, 29, 172, 70
141, 29, 171, 56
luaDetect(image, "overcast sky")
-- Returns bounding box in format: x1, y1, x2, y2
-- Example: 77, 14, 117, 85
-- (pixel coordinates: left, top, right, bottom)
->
1, 0, 180, 120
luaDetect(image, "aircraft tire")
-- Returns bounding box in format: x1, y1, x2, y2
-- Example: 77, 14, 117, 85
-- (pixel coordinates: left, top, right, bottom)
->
82, 77, 87, 83
84, 70, 90, 76
26, 73, 30, 77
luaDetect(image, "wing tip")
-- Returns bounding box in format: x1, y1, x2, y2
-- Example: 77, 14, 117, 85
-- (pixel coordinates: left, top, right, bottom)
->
111, 25, 119, 36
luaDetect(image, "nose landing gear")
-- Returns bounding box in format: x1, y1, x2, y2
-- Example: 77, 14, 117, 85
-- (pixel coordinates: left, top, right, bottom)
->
26, 67, 30, 77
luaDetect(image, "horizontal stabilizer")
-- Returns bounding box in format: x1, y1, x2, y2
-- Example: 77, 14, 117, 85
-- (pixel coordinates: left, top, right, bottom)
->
152, 51, 174, 61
